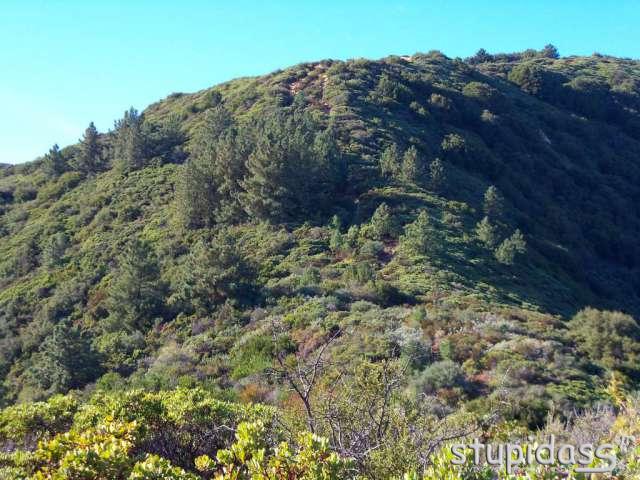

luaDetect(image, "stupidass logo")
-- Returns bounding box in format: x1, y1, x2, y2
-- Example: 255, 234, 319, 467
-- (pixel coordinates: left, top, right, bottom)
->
450, 434, 636, 474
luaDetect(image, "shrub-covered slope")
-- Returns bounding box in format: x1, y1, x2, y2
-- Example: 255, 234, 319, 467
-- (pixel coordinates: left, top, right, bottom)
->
0, 46, 639, 435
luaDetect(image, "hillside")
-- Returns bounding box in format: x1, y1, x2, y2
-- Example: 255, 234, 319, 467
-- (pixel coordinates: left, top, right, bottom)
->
0, 46, 640, 477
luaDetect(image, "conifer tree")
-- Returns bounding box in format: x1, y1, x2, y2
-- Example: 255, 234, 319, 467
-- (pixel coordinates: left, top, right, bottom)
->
329, 215, 344, 253
368, 203, 394, 240
241, 109, 344, 223
475, 216, 497, 248
241, 134, 290, 222
42, 144, 65, 177
483, 185, 504, 219
24, 320, 100, 397
114, 108, 146, 173
174, 232, 256, 314
106, 239, 165, 331
429, 158, 447, 192
401, 146, 421, 183
71, 122, 101, 175
380, 143, 401, 178
400, 210, 437, 255
177, 105, 245, 228
495, 229, 526, 265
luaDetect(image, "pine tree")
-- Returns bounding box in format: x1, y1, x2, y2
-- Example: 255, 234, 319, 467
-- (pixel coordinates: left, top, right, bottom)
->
42, 144, 65, 177
174, 232, 256, 314
379, 143, 401, 178
400, 210, 437, 255
475, 216, 497, 248
114, 108, 146, 173
106, 239, 165, 331
495, 229, 526, 265
483, 185, 504, 219
429, 158, 447, 192
71, 122, 101, 175
241, 110, 344, 223
241, 135, 290, 222
368, 203, 394, 240
24, 320, 101, 396
313, 125, 347, 199
401, 146, 421, 183
177, 106, 245, 228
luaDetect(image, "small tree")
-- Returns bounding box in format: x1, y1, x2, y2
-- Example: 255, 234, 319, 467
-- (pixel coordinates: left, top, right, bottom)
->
475, 216, 497, 248
368, 203, 394, 240
173, 231, 256, 314
42, 144, 65, 177
379, 143, 401, 178
329, 215, 344, 253
429, 158, 447, 192
483, 185, 504, 220
401, 210, 436, 255
401, 146, 421, 183
494, 229, 526, 265
541, 44, 560, 59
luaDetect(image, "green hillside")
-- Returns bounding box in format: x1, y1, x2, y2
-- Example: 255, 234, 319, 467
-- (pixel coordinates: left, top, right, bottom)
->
0, 46, 640, 478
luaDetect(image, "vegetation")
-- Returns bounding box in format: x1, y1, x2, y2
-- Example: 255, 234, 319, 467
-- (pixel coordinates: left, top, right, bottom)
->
0, 45, 640, 477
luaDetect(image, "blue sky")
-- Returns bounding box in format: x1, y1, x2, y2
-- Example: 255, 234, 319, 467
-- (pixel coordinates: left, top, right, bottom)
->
1, 0, 639, 164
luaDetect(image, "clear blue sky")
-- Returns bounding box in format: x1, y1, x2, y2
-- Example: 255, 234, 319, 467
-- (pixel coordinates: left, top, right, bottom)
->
1, 0, 638, 164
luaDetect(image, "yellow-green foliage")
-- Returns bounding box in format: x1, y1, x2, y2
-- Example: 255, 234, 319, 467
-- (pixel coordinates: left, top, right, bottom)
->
0, 394, 78, 448
199, 421, 354, 480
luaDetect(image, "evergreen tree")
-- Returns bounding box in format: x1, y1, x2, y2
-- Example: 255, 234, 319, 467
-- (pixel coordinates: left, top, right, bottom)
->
23, 320, 101, 397
368, 203, 394, 240
241, 109, 344, 223
114, 108, 146, 173
483, 185, 504, 219
42, 144, 65, 177
541, 44, 560, 59
401, 146, 421, 183
475, 216, 497, 248
429, 158, 447, 192
143, 114, 186, 164
240, 132, 290, 222
71, 122, 101, 175
495, 229, 526, 265
313, 125, 347, 197
106, 239, 165, 331
379, 143, 401, 178
174, 232, 256, 314
400, 210, 437, 255
177, 106, 245, 228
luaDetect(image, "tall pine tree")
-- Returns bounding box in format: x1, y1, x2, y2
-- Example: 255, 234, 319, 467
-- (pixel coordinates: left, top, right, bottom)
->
114, 107, 146, 173
71, 122, 101, 175
177, 105, 245, 228
106, 239, 165, 331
